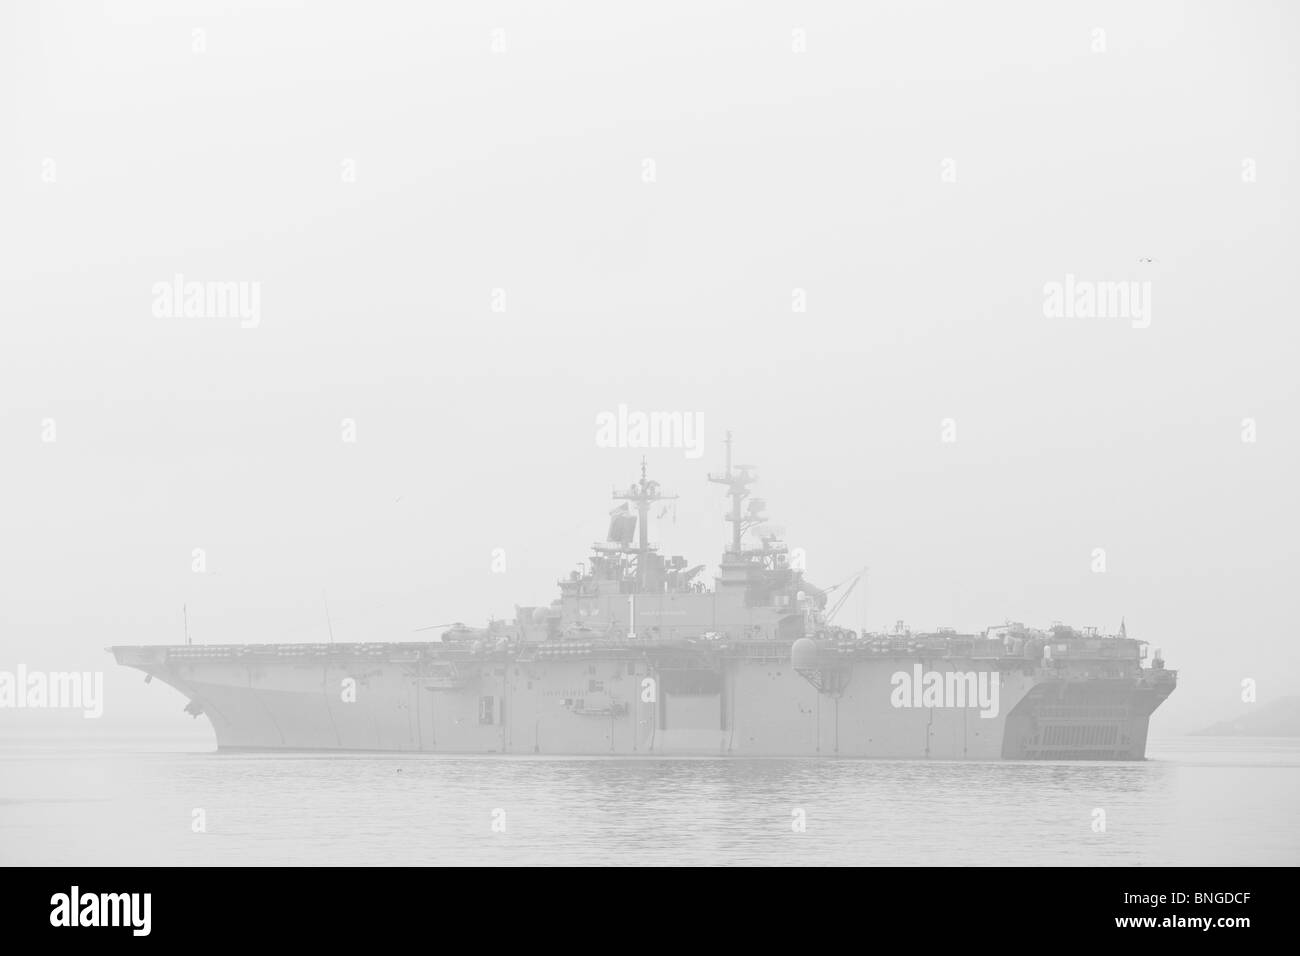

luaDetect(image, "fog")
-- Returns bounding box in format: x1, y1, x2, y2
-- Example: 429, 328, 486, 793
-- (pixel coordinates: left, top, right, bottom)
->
2, 0, 1297, 736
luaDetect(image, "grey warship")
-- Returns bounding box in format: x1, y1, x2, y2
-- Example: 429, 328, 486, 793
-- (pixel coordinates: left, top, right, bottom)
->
112, 439, 1176, 758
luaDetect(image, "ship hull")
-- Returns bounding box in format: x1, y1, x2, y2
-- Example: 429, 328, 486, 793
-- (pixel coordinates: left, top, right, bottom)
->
112, 644, 1174, 759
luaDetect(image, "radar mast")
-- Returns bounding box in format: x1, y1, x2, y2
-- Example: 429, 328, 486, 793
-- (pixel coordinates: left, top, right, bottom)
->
708, 431, 761, 556
610, 457, 677, 589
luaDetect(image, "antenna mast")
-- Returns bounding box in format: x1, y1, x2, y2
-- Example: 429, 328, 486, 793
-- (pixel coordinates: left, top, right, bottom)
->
708, 430, 757, 556
611, 458, 677, 588
323, 591, 335, 643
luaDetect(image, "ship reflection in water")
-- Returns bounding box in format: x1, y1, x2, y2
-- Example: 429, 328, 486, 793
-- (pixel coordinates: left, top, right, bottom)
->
2, 736, 1298, 866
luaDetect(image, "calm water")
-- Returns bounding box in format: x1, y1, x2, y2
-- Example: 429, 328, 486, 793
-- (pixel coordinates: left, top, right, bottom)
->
2, 735, 1297, 865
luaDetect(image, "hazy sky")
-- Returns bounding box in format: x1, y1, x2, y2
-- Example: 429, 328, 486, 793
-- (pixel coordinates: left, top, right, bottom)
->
2, 0, 1297, 735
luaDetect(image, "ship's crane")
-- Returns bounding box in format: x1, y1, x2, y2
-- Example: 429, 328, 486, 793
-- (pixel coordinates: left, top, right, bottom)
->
824, 567, 866, 625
